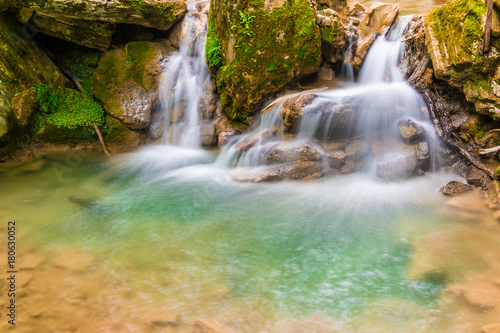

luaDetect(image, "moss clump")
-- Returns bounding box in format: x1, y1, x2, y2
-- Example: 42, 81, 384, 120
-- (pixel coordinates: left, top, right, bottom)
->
33, 86, 105, 143
207, 0, 321, 123
471, 119, 485, 139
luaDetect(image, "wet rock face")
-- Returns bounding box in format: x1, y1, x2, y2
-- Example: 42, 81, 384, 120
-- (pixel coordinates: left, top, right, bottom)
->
232, 160, 331, 182
439, 181, 474, 196
265, 141, 325, 164
92, 41, 175, 130
199, 122, 217, 146
345, 2, 399, 70
13, 0, 187, 50
206, 0, 322, 123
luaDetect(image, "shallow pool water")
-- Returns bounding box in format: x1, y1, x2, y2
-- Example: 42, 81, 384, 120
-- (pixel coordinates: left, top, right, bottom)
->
2, 147, 500, 332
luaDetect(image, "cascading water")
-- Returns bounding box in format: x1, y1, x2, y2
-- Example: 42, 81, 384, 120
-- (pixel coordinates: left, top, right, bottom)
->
158, 1, 209, 148
219, 15, 436, 176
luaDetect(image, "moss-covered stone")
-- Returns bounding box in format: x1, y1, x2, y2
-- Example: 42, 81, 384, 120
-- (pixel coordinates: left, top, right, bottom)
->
91, 41, 174, 129
206, 0, 322, 123
318, 8, 346, 64
104, 115, 144, 153
0, 12, 67, 93
11, 88, 38, 128
425, 0, 500, 120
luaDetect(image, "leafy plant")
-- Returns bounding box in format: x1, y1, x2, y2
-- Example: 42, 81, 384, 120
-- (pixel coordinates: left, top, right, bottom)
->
36, 84, 58, 113
239, 10, 255, 37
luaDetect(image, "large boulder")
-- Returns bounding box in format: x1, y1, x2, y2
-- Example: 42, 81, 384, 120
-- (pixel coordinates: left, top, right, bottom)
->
15, 0, 187, 50
91, 41, 174, 130
264, 141, 325, 164
425, 0, 500, 120
345, 2, 399, 69
11, 88, 38, 128
206, 0, 322, 123
0, 13, 67, 92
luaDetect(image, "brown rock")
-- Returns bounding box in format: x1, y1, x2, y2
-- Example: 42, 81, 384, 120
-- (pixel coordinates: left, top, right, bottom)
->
280, 93, 318, 132
397, 117, 425, 141
439, 181, 474, 196
465, 165, 488, 188
200, 122, 217, 146
233, 128, 275, 152
265, 141, 325, 164
11, 89, 38, 127
232, 161, 331, 182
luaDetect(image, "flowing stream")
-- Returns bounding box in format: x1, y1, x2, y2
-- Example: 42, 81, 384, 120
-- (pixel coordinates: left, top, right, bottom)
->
2, 2, 500, 333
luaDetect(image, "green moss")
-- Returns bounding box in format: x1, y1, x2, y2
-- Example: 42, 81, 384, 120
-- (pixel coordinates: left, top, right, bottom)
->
104, 115, 129, 143
471, 119, 485, 139
496, 167, 500, 179
426, 0, 485, 63
124, 42, 155, 89
127, 0, 178, 26
60, 49, 102, 94
33, 87, 105, 143
207, 0, 321, 122
320, 22, 338, 44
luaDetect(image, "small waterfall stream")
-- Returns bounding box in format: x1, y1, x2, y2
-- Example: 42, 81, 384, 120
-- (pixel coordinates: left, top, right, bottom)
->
159, 2, 209, 148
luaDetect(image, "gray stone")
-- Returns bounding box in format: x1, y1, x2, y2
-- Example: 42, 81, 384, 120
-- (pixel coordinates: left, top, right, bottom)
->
417, 142, 430, 171
465, 166, 488, 188
147, 112, 166, 140
265, 141, 325, 165
232, 161, 331, 183
200, 122, 217, 146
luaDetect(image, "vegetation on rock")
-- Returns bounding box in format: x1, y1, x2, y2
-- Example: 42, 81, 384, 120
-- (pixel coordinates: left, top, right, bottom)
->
206, 0, 321, 123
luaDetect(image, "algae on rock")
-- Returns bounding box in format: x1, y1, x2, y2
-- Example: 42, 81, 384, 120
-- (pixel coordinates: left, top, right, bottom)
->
206, 0, 322, 123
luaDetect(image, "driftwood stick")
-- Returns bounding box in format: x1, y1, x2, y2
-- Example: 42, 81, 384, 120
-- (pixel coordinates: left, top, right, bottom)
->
93, 122, 111, 158
479, 145, 500, 155
423, 91, 495, 179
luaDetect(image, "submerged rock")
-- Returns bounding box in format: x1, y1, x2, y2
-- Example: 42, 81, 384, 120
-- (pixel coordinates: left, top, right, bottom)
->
376, 149, 418, 179
92, 41, 175, 130
206, 0, 322, 123
232, 161, 330, 182
439, 181, 474, 196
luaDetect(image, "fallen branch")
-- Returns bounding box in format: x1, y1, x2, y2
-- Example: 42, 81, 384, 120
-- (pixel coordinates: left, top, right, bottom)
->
93, 122, 111, 158
479, 145, 500, 155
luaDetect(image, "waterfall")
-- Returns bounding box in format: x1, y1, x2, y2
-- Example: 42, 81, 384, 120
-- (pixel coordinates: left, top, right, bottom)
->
158, 1, 209, 148
217, 15, 437, 176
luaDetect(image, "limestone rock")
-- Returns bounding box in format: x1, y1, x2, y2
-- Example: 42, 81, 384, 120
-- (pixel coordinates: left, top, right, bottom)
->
11, 88, 38, 128
397, 117, 425, 141
346, 2, 399, 69
0, 12, 67, 91
376, 149, 418, 179
92, 41, 174, 130
206, 0, 322, 123
439, 181, 474, 196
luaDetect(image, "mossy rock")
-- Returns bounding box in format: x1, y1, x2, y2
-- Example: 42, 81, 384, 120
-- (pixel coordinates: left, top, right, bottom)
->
425, 0, 500, 120
104, 115, 144, 153
92, 41, 174, 129
24, 0, 187, 30
206, 0, 322, 123
11, 88, 38, 128
0, 12, 67, 93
